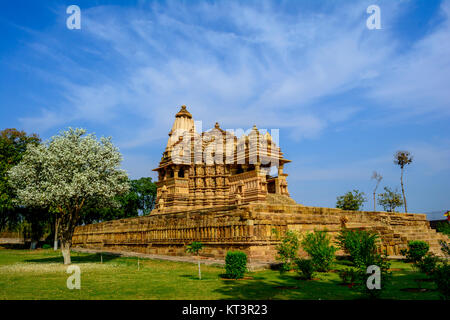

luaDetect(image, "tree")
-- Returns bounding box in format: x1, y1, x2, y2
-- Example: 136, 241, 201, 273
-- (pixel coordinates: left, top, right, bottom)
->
394, 151, 413, 213
336, 190, 367, 211
0, 129, 40, 231
377, 186, 404, 212
78, 177, 157, 225
8, 128, 129, 264
20, 206, 52, 249
371, 171, 383, 211
131, 177, 157, 215
186, 242, 203, 280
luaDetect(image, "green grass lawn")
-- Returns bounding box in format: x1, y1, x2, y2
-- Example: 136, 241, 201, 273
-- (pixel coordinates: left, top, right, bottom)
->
0, 246, 442, 300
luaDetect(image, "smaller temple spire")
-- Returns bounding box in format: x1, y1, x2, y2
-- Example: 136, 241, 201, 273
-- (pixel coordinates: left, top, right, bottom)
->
166, 105, 195, 149
175, 105, 192, 119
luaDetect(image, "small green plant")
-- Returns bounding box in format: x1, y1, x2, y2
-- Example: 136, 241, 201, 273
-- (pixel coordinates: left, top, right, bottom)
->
436, 221, 450, 236
225, 251, 247, 279
273, 229, 300, 273
336, 190, 367, 211
377, 186, 404, 212
416, 253, 440, 275
439, 240, 450, 257
335, 229, 380, 268
336, 229, 391, 298
355, 254, 391, 299
431, 262, 450, 300
401, 240, 429, 263
295, 258, 315, 280
186, 241, 203, 280
338, 267, 358, 285
42, 244, 51, 249
301, 230, 336, 272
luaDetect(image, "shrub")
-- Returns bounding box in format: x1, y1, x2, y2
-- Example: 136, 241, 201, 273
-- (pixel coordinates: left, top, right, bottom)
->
225, 251, 247, 279
273, 229, 300, 273
301, 230, 337, 272
439, 240, 450, 257
401, 240, 429, 263
377, 186, 404, 212
295, 258, 315, 280
416, 253, 440, 275
186, 242, 204, 280
336, 190, 367, 211
335, 229, 380, 268
42, 244, 51, 249
431, 263, 450, 300
338, 268, 358, 285
336, 229, 391, 299
436, 221, 450, 236
355, 254, 391, 299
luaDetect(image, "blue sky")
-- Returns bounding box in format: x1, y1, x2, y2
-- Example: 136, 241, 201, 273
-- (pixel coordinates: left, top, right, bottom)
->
1, 0, 450, 214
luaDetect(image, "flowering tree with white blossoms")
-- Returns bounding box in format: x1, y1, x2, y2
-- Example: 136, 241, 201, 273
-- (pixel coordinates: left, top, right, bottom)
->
8, 128, 129, 264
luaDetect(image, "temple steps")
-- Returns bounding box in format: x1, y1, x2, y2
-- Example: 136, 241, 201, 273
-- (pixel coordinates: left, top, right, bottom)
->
265, 193, 298, 205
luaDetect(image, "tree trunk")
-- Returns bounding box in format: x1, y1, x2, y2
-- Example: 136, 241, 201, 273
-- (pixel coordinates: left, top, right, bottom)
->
197, 255, 201, 280
54, 217, 59, 251
61, 240, 71, 265
30, 240, 37, 250
58, 203, 84, 265
400, 167, 407, 213
373, 192, 376, 212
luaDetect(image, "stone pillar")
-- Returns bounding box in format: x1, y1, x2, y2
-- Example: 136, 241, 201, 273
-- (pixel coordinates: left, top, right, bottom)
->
277, 164, 284, 176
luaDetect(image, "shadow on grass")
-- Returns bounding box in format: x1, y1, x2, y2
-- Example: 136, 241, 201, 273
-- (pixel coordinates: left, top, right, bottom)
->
0, 244, 28, 250
383, 270, 441, 300
25, 252, 120, 264
179, 274, 201, 280
213, 272, 359, 300
217, 273, 266, 280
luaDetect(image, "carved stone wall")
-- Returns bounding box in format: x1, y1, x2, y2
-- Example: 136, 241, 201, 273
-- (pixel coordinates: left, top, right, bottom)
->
72, 203, 449, 261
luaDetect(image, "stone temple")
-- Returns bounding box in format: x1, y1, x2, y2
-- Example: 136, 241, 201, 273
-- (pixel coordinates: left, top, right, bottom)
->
152, 105, 293, 213
72, 106, 448, 263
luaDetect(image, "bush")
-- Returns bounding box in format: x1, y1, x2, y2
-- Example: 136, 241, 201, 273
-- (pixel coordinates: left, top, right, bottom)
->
295, 258, 315, 280
335, 229, 380, 268
377, 186, 404, 212
301, 230, 337, 272
336, 190, 367, 211
436, 221, 450, 236
356, 255, 391, 299
338, 268, 358, 285
225, 251, 247, 279
273, 229, 300, 273
42, 244, 51, 249
336, 229, 391, 299
439, 240, 450, 257
416, 253, 440, 275
431, 263, 450, 300
401, 240, 429, 263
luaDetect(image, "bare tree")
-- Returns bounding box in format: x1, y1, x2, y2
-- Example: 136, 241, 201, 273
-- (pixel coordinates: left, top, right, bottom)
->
371, 171, 383, 211
394, 151, 413, 213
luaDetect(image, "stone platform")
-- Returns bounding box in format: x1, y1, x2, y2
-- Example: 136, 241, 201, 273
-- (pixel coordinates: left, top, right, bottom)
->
72, 203, 449, 263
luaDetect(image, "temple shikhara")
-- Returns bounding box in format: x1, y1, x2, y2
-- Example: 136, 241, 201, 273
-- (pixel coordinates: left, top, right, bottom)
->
153, 105, 293, 212
72, 106, 448, 264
